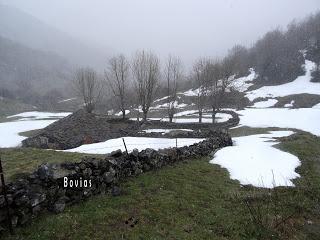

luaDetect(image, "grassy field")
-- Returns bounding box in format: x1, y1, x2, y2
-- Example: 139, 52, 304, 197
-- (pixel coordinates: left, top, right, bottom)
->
0, 148, 92, 181
1, 131, 319, 240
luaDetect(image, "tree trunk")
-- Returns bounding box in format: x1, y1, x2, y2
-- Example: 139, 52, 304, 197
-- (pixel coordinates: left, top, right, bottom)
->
198, 111, 202, 123
122, 110, 126, 119
168, 107, 174, 123
143, 111, 148, 121
169, 112, 173, 123
212, 110, 216, 124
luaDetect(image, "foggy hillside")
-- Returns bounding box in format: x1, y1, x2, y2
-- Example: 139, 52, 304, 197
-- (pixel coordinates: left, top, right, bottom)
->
0, 3, 111, 70
0, 35, 73, 106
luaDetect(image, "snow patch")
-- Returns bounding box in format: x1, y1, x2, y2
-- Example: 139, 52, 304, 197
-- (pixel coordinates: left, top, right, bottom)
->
0, 120, 56, 148
115, 110, 130, 116
252, 99, 278, 108
245, 59, 319, 101
174, 110, 198, 117
284, 100, 295, 108
210, 131, 300, 188
141, 129, 194, 134
312, 102, 320, 109
63, 137, 205, 154
58, 98, 76, 103
232, 68, 257, 92
237, 108, 320, 136
7, 111, 71, 120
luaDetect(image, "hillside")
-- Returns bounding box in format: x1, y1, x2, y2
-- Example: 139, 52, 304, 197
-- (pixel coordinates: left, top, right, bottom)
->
0, 3, 111, 70
0, 36, 76, 108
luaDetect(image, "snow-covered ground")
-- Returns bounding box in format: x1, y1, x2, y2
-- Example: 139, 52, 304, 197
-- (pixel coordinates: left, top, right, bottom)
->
0, 119, 56, 148
181, 88, 201, 97
7, 111, 71, 120
284, 100, 295, 108
64, 137, 205, 154
58, 98, 77, 103
115, 110, 130, 116
150, 101, 188, 110
174, 110, 198, 117
210, 131, 300, 188
252, 99, 278, 108
0, 111, 71, 148
141, 129, 194, 134
232, 68, 257, 92
237, 108, 320, 136
312, 102, 320, 109
245, 59, 319, 101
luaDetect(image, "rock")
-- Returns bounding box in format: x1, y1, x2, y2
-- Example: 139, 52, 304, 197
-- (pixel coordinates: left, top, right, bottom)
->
79, 163, 86, 170
111, 186, 121, 196
17, 210, 31, 225
11, 215, 19, 228
14, 194, 29, 206
103, 168, 116, 183
53, 199, 66, 213
29, 193, 46, 207
0, 196, 4, 207
131, 148, 139, 157
37, 163, 75, 180
110, 149, 123, 158
37, 164, 50, 180
209, 148, 218, 158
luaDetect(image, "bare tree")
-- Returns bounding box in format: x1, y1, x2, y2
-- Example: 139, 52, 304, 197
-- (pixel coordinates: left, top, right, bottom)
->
207, 60, 224, 123
193, 58, 209, 123
164, 55, 183, 122
105, 54, 130, 119
132, 50, 160, 121
73, 67, 101, 113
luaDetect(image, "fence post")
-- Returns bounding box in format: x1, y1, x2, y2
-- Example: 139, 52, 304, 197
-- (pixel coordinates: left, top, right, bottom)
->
0, 155, 14, 235
122, 138, 129, 155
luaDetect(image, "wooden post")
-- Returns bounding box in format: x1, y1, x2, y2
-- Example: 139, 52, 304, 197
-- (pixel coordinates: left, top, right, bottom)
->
122, 138, 128, 155
0, 155, 14, 235
175, 138, 178, 148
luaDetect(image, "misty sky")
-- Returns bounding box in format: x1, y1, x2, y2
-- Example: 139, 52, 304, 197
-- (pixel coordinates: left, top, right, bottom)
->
2, 0, 320, 66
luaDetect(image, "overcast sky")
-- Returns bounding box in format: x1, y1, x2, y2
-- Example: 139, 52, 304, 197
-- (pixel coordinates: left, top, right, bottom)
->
2, 0, 320, 66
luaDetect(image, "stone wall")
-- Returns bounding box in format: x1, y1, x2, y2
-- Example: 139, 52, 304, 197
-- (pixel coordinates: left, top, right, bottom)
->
142, 110, 240, 130
0, 131, 232, 232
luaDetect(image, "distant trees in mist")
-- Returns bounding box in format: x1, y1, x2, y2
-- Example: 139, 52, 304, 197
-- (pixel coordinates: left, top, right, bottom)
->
164, 55, 183, 122
73, 67, 102, 113
132, 50, 160, 121
105, 54, 130, 119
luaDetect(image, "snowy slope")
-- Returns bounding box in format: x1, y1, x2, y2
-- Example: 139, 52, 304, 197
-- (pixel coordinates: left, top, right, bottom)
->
237, 108, 320, 136
245, 59, 319, 101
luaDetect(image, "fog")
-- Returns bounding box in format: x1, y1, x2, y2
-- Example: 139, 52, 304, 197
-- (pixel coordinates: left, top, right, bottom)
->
2, 0, 320, 66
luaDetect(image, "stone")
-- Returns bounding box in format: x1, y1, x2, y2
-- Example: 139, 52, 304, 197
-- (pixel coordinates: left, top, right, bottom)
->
79, 163, 86, 170
111, 186, 121, 197
14, 194, 29, 206
53, 199, 66, 214
103, 169, 115, 184
29, 193, 46, 207
110, 149, 123, 158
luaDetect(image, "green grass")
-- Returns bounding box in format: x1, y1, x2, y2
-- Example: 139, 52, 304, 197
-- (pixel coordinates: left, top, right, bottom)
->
1, 131, 320, 239
0, 148, 94, 182
228, 126, 297, 137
